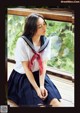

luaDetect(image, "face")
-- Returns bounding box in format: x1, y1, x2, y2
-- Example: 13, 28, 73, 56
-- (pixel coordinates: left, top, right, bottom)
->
35, 17, 47, 36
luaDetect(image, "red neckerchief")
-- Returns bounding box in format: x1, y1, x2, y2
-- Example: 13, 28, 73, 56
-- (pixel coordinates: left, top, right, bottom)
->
28, 51, 43, 75
22, 36, 49, 75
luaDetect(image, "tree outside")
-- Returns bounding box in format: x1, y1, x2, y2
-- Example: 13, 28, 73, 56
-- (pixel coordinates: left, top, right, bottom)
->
7, 15, 74, 75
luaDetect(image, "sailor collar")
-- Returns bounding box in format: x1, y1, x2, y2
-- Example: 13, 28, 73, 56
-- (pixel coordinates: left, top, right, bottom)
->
22, 35, 49, 53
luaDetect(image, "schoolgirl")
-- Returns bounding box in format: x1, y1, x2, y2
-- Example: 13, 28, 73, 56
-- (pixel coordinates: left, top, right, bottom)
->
8, 13, 62, 107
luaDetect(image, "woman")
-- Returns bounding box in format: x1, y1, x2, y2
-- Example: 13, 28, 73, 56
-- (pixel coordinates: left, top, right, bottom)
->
8, 13, 62, 107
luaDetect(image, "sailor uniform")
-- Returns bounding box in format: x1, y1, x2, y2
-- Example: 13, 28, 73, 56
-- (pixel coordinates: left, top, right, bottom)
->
8, 36, 61, 106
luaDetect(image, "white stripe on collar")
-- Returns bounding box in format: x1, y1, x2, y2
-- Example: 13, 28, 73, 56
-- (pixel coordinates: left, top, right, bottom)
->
22, 36, 49, 53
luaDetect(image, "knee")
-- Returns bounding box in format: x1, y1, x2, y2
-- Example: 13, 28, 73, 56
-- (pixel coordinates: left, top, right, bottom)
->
49, 98, 62, 107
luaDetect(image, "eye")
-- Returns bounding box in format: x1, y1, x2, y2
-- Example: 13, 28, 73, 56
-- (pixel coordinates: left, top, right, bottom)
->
37, 21, 47, 29
38, 25, 42, 28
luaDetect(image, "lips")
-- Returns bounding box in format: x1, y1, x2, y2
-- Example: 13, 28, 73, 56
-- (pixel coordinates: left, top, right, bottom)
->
43, 30, 46, 33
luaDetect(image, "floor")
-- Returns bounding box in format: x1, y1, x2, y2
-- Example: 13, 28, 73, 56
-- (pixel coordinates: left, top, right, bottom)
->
48, 74, 74, 107
7, 62, 74, 107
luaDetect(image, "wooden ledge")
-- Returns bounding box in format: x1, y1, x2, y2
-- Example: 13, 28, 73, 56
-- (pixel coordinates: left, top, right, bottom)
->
47, 66, 74, 82
7, 58, 74, 82
7, 8, 74, 23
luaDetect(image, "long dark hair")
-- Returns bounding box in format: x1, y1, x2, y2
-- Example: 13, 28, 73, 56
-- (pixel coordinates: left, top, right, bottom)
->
22, 13, 46, 38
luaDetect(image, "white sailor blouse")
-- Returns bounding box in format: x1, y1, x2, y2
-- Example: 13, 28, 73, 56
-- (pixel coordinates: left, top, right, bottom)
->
14, 36, 51, 74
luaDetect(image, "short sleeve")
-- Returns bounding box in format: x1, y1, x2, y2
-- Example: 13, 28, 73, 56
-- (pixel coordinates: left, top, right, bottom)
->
14, 38, 29, 62
41, 39, 51, 61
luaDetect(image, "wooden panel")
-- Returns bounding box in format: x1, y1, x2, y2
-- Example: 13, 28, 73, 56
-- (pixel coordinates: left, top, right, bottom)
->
7, 8, 74, 23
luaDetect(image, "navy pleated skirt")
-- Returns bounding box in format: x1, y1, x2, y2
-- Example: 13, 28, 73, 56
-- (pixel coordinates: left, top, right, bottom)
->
8, 70, 61, 107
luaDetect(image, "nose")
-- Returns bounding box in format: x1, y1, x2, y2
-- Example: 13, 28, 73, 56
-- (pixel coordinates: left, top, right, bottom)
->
42, 24, 46, 30
43, 27, 46, 33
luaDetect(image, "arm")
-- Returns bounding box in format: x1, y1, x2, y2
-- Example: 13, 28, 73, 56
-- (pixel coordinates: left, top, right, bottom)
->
39, 60, 47, 87
39, 39, 51, 86
22, 61, 43, 99
39, 60, 48, 99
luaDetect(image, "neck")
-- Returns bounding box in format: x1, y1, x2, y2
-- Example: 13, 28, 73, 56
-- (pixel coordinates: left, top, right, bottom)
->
32, 35, 41, 46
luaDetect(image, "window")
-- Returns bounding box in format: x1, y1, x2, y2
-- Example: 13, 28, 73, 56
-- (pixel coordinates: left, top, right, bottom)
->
7, 14, 74, 76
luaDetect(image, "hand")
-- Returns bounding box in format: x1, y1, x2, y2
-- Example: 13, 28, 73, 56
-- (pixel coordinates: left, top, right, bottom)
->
35, 87, 43, 99
40, 86, 48, 100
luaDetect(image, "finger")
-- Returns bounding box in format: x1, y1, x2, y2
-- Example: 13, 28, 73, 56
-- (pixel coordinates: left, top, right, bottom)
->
39, 92, 43, 98
42, 96, 46, 100
45, 89, 48, 96
43, 90, 48, 98
41, 89, 45, 97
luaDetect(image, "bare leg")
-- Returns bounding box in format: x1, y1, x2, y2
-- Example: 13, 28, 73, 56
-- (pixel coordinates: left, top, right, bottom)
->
7, 99, 19, 107
49, 98, 62, 107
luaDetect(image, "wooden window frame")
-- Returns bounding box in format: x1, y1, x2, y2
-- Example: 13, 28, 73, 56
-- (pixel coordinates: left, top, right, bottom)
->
7, 8, 74, 82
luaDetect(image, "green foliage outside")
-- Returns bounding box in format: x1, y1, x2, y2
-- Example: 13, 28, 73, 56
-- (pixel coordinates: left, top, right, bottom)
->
7, 15, 74, 75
